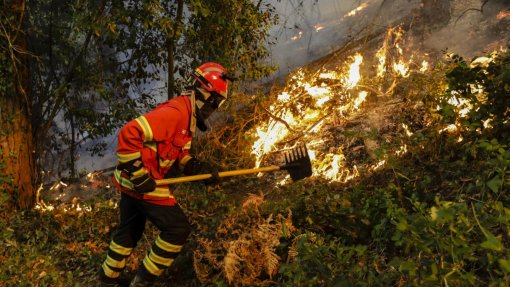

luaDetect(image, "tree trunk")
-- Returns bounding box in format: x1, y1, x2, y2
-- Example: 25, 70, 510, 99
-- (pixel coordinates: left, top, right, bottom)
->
0, 0, 35, 209
167, 0, 184, 100
69, 114, 76, 179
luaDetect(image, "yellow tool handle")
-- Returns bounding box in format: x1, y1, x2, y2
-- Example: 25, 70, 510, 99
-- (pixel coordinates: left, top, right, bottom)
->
156, 165, 281, 185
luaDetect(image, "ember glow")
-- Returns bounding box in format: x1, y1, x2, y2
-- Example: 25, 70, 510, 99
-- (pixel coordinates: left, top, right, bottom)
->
345, 2, 369, 17
496, 10, 510, 20
291, 31, 303, 41
393, 61, 410, 77
314, 24, 324, 32
420, 60, 429, 72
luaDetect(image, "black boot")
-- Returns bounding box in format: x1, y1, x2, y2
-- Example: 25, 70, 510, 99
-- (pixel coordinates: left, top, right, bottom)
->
98, 269, 132, 287
129, 265, 156, 287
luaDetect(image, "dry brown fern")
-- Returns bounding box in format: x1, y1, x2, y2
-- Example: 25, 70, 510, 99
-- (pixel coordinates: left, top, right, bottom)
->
193, 193, 297, 286
241, 192, 265, 212
287, 232, 317, 263
193, 239, 217, 283
224, 240, 246, 284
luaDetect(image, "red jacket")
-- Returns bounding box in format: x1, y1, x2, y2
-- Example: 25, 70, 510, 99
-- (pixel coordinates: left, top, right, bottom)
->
113, 95, 193, 206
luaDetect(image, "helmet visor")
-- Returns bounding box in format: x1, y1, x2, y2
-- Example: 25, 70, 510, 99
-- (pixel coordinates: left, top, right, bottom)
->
208, 92, 226, 109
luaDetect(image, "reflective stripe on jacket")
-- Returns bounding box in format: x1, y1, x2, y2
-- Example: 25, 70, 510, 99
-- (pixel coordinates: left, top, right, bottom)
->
113, 95, 194, 206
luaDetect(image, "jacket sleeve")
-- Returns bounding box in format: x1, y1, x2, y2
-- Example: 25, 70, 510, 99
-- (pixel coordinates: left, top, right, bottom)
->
117, 105, 181, 164
116, 119, 145, 164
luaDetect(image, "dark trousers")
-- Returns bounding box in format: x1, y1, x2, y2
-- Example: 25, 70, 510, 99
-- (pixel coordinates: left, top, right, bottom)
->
100, 193, 191, 282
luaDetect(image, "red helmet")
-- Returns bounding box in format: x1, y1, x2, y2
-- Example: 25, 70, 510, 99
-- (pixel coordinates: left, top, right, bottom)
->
190, 62, 230, 99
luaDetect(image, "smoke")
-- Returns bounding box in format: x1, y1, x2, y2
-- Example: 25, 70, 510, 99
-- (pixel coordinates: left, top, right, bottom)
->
74, 0, 510, 174
422, 0, 510, 58
268, 0, 421, 78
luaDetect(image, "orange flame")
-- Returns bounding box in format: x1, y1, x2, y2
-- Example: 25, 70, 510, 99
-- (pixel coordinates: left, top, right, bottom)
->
251, 26, 431, 182
345, 3, 369, 17
496, 10, 510, 20
344, 53, 363, 89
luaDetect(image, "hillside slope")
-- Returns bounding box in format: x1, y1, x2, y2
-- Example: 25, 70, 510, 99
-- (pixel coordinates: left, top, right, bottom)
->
1, 1, 509, 286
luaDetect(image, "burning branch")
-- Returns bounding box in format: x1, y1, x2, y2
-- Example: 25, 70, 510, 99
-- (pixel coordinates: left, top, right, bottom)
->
259, 106, 300, 134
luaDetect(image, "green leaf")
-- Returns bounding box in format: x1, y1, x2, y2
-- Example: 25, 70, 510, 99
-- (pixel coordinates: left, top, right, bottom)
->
399, 260, 417, 275
481, 232, 503, 251
431, 206, 438, 221
396, 219, 408, 231
498, 258, 510, 272
487, 175, 502, 193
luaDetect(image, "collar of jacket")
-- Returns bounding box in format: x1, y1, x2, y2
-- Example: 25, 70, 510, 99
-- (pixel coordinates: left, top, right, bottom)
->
183, 90, 197, 133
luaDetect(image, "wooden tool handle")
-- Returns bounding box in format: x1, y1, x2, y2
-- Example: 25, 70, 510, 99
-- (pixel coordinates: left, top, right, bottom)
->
155, 165, 281, 185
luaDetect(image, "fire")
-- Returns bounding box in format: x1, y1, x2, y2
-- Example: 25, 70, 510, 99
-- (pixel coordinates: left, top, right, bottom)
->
352, 91, 367, 111
376, 26, 413, 79
376, 44, 387, 77
496, 10, 510, 20
420, 60, 429, 72
393, 61, 409, 77
344, 53, 363, 89
251, 26, 430, 182
323, 154, 344, 180
291, 31, 303, 41
304, 83, 331, 107
319, 72, 339, 80
345, 3, 369, 17
402, 124, 413, 137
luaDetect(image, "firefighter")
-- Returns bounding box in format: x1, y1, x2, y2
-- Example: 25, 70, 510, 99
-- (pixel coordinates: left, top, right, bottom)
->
98, 62, 233, 286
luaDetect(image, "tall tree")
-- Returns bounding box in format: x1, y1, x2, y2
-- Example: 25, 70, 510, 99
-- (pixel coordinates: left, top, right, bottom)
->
0, 0, 34, 209
28, 0, 140, 179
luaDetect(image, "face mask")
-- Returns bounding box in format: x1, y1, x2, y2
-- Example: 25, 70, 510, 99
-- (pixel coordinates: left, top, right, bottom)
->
196, 99, 216, 121
195, 89, 226, 131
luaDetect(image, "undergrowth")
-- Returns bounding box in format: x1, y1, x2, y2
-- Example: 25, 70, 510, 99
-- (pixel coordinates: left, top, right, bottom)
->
1, 47, 509, 286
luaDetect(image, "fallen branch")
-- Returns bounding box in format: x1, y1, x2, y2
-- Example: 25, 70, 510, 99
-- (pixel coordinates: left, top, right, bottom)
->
455, 0, 489, 25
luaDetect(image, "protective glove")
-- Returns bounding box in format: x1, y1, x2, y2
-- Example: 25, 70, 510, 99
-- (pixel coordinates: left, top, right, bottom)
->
183, 158, 220, 185
130, 172, 156, 193
117, 158, 156, 193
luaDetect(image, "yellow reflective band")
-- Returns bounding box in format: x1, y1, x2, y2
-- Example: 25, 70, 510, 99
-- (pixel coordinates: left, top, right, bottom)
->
159, 159, 175, 168
144, 141, 157, 152
143, 256, 163, 276
148, 250, 174, 266
201, 66, 223, 73
183, 141, 192, 150
196, 69, 206, 77
109, 240, 132, 256
114, 170, 134, 189
131, 167, 148, 178
155, 236, 182, 253
106, 255, 126, 269
135, 116, 153, 142
117, 152, 141, 163
145, 188, 173, 198
102, 262, 120, 278
179, 155, 193, 171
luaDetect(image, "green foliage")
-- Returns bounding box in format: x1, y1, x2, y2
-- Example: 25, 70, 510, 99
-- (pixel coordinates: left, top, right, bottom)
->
438, 48, 510, 136
20, 0, 279, 177
183, 0, 278, 81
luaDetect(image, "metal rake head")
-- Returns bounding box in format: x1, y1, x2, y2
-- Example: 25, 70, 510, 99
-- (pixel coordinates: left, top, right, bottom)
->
282, 145, 313, 181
